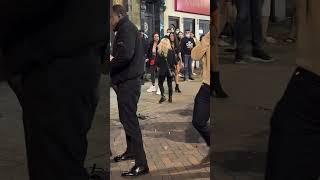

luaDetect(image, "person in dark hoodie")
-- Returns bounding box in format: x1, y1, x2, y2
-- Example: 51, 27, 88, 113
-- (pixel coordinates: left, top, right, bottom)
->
110, 5, 149, 177
0, 0, 107, 180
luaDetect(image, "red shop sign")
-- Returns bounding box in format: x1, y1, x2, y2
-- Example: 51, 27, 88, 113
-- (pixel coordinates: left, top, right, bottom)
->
175, 0, 210, 16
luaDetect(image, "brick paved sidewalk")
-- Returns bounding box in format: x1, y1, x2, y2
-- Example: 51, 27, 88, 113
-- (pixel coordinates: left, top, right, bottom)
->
110, 77, 210, 180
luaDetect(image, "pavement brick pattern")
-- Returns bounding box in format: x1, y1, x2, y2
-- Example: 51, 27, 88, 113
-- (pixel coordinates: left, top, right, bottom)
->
110, 78, 210, 180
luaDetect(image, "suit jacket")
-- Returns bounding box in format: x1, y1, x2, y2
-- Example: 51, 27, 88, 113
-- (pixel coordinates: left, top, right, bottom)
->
111, 16, 145, 85
0, 0, 107, 81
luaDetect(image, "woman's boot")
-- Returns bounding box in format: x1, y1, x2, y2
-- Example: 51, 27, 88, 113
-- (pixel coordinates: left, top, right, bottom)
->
213, 71, 229, 98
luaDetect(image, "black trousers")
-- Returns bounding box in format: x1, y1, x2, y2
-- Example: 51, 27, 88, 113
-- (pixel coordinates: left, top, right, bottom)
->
265, 67, 320, 180
192, 83, 211, 146
235, 0, 263, 54
114, 78, 147, 166
158, 73, 173, 97
8, 48, 101, 180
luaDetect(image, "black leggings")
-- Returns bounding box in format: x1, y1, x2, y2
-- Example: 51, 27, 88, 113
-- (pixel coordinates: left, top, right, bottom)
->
192, 84, 211, 146
158, 74, 173, 97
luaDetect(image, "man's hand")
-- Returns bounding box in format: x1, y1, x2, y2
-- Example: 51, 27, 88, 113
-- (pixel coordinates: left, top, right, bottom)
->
145, 59, 149, 62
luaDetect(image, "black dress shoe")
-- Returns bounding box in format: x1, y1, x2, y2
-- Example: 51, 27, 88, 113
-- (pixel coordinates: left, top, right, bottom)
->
114, 153, 135, 162
121, 165, 149, 177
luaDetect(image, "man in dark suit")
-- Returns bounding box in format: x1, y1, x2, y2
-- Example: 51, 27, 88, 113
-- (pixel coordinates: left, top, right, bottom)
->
0, 1, 107, 179
110, 4, 149, 177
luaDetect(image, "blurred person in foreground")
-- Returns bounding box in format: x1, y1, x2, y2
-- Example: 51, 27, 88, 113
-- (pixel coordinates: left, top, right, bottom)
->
234, 0, 273, 63
265, 1, 320, 179
212, 1, 229, 98
110, 5, 149, 177
0, 0, 107, 179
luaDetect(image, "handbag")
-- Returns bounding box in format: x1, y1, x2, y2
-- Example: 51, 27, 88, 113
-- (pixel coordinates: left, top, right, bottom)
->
165, 56, 175, 78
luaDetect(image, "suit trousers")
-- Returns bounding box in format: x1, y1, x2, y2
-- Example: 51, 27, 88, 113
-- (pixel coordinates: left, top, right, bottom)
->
113, 78, 147, 166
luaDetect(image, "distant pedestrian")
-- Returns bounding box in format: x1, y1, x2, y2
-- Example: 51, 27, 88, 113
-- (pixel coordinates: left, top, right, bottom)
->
181, 30, 196, 81
169, 32, 182, 93
234, 0, 273, 63
146, 32, 160, 93
157, 38, 178, 103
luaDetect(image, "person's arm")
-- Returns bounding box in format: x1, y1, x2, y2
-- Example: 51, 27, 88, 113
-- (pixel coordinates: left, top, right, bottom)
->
110, 25, 137, 71
191, 33, 210, 61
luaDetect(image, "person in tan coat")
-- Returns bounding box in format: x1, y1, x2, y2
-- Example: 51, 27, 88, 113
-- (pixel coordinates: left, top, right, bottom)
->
212, 5, 229, 98
265, 1, 320, 179
191, 31, 211, 147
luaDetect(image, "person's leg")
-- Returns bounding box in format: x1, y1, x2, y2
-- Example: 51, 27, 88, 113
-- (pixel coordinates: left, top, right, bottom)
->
117, 78, 147, 167
22, 47, 101, 180
261, 0, 271, 41
151, 66, 156, 86
167, 75, 173, 102
265, 67, 320, 180
158, 75, 165, 97
250, 0, 273, 61
192, 84, 211, 146
184, 55, 189, 80
188, 55, 193, 79
234, 0, 251, 57
175, 64, 181, 92
250, 0, 264, 51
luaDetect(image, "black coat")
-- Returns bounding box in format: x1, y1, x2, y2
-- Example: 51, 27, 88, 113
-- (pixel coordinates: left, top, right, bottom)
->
156, 49, 177, 76
146, 41, 159, 67
0, 0, 107, 81
111, 16, 144, 85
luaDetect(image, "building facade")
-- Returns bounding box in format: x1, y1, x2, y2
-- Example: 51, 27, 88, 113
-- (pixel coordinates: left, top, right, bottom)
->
164, 0, 210, 39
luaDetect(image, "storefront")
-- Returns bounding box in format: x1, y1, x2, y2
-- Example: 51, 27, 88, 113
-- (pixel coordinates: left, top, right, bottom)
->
111, 0, 162, 40
164, 0, 210, 39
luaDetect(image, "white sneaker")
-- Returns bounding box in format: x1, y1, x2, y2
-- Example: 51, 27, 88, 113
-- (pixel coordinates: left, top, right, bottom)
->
156, 88, 161, 95
147, 85, 156, 93
192, 73, 197, 76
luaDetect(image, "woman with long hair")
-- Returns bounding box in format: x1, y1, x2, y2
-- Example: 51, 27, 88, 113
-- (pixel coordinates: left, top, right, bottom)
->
157, 38, 178, 103
146, 32, 160, 93
169, 32, 182, 93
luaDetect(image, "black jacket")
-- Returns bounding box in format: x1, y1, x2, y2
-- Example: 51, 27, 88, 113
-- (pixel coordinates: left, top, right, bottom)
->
146, 41, 159, 66
0, 0, 107, 81
111, 16, 144, 85
156, 50, 177, 76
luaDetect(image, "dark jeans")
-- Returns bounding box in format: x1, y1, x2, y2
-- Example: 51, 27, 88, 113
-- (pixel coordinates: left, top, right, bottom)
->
158, 73, 173, 97
265, 67, 320, 180
113, 78, 147, 166
149, 65, 156, 85
235, 0, 263, 54
192, 83, 211, 146
8, 47, 101, 180
184, 55, 193, 79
